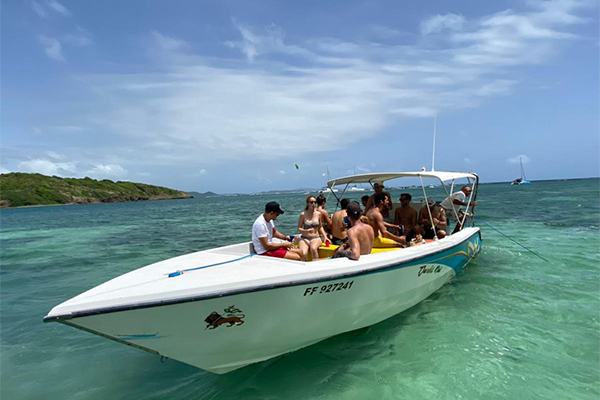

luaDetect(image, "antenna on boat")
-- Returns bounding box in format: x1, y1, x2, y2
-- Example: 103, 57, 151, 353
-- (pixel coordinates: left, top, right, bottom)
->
431, 114, 437, 171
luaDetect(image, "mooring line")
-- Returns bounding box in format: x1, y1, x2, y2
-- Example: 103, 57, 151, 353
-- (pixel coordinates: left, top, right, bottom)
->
168, 254, 256, 277
480, 220, 549, 263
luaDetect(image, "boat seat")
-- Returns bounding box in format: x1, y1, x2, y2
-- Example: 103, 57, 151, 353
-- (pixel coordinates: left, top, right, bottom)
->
316, 244, 402, 259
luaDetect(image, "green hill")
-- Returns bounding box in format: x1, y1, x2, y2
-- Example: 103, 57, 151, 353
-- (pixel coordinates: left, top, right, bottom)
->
187, 191, 219, 197
0, 173, 192, 208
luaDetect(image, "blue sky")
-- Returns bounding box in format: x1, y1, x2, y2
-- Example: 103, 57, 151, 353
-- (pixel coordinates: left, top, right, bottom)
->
2, 0, 598, 193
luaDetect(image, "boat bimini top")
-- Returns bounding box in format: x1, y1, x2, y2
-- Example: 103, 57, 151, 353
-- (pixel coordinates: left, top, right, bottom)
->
326, 170, 479, 231
327, 171, 478, 188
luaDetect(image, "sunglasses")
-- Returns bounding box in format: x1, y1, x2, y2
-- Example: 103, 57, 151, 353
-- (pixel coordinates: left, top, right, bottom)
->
308, 201, 316, 204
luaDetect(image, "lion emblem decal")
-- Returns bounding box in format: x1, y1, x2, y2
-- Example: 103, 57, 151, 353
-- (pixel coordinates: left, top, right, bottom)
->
204, 305, 245, 330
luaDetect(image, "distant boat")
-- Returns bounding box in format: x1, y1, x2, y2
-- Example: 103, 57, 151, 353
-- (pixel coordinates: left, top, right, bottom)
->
347, 185, 366, 192
511, 157, 531, 185
321, 165, 339, 193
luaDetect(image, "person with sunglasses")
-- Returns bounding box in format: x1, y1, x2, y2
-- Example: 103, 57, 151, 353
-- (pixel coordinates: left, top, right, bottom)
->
394, 193, 418, 235
252, 202, 304, 260
298, 196, 327, 260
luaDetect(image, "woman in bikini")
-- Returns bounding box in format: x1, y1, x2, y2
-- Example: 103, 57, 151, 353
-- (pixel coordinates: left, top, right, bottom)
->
298, 196, 326, 261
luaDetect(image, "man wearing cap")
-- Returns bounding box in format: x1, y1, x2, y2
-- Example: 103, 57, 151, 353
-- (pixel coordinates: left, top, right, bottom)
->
332, 202, 374, 260
418, 197, 447, 239
440, 186, 477, 234
365, 182, 393, 224
252, 202, 304, 260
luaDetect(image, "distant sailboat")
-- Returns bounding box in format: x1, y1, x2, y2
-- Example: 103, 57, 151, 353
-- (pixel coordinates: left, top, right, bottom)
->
511, 157, 531, 185
321, 165, 338, 193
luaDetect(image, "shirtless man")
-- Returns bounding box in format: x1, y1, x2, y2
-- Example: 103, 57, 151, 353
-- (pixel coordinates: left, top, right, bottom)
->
332, 201, 374, 260
394, 193, 417, 235
366, 193, 406, 247
418, 197, 447, 239
364, 182, 393, 222
330, 198, 350, 245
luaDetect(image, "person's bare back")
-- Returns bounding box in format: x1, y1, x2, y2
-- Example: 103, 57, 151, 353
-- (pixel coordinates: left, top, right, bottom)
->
348, 220, 374, 255
332, 201, 374, 260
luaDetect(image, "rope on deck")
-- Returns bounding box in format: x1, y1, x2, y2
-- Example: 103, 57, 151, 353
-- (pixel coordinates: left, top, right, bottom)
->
168, 254, 256, 278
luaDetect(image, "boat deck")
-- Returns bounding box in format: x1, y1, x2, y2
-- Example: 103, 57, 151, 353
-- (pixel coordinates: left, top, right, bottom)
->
44, 228, 479, 321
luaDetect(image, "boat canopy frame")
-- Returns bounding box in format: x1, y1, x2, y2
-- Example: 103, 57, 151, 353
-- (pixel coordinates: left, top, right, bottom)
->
324, 170, 479, 234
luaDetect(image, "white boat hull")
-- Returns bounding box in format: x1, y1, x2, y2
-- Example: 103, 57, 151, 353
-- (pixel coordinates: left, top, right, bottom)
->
48, 229, 481, 374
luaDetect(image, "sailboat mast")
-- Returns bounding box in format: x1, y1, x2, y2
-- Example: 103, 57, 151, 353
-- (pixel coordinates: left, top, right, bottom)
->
520, 157, 526, 180
431, 115, 437, 171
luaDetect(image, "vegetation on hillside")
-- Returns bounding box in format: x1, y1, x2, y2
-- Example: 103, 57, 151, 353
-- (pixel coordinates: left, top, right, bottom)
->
0, 173, 192, 208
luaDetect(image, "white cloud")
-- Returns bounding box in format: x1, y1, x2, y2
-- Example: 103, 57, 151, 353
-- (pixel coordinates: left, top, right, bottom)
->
31, 1, 46, 18
18, 159, 77, 176
152, 31, 188, 51
86, 164, 128, 179
507, 155, 531, 164
199, 169, 207, 175
1, 166, 12, 174
279, 170, 286, 175
38, 2, 591, 169
33, 126, 43, 134
64, 27, 93, 47
45, 151, 66, 160
421, 14, 466, 35
47, 0, 70, 16
225, 20, 291, 62
39, 35, 65, 61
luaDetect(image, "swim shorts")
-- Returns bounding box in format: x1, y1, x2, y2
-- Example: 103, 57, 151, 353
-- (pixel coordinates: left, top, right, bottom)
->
331, 236, 348, 246
262, 248, 288, 258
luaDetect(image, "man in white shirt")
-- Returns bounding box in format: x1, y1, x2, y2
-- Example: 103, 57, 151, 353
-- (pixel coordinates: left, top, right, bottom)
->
252, 202, 304, 260
441, 186, 477, 234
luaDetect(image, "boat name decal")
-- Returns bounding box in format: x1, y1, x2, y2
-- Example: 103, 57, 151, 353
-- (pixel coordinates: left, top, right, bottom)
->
418, 265, 443, 277
204, 305, 245, 330
303, 280, 354, 296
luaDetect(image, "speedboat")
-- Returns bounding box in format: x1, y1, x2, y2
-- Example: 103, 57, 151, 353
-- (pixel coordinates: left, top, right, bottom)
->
44, 170, 481, 374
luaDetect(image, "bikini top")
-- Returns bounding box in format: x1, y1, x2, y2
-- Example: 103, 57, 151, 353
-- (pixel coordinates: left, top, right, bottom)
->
302, 220, 320, 229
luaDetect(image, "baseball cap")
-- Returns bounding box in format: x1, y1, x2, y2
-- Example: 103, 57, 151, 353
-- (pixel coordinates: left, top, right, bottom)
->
346, 201, 362, 218
427, 197, 436, 206
373, 182, 384, 188
265, 201, 284, 214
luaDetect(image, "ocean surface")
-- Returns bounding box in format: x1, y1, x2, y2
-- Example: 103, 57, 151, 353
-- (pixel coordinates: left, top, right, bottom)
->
1, 179, 599, 400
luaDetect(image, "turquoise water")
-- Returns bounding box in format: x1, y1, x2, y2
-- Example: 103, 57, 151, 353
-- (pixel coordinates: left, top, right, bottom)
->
1, 179, 599, 399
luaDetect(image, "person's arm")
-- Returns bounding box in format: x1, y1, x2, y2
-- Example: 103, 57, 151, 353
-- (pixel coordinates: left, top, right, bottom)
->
453, 194, 477, 207
259, 235, 291, 251
320, 209, 332, 227
333, 235, 360, 260
437, 208, 447, 226
347, 230, 361, 260
376, 214, 405, 242
382, 220, 401, 230
318, 215, 328, 239
386, 193, 393, 210
394, 208, 401, 226
418, 208, 429, 226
